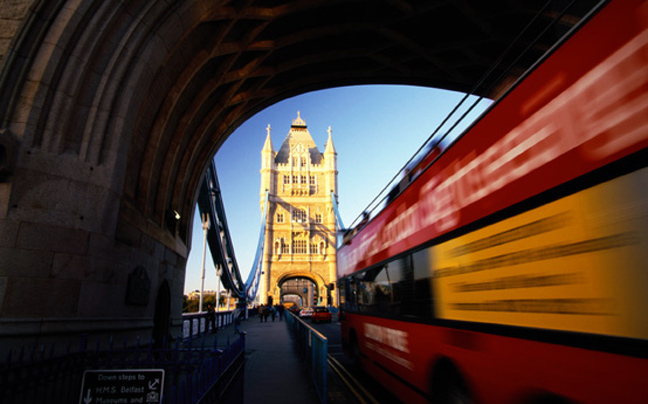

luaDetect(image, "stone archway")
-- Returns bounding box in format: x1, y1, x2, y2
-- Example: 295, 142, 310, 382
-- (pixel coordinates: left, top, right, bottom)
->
276, 275, 321, 308
280, 292, 305, 308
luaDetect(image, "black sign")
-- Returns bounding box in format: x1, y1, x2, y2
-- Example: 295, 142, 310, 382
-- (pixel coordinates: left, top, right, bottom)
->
79, 369, 164, 404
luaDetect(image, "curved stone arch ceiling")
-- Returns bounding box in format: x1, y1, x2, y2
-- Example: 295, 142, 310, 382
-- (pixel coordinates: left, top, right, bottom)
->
132, 26, 273, 221
2, 0, 593, 244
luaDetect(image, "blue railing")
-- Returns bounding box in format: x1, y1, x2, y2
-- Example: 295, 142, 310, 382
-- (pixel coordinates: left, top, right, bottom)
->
285, 311, 328, 404
0, 331, 245, 404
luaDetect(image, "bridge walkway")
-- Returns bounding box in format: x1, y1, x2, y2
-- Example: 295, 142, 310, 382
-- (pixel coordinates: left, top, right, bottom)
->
184, 313, 320, 404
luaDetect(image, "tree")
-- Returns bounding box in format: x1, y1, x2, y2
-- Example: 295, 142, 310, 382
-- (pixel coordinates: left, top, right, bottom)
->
183, 295, 199, 313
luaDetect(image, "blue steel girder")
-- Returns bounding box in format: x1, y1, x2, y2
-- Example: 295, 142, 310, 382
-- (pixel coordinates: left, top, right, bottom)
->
197, 161, 268, 302
330, 191, 345, 230
197, 162, 245, 299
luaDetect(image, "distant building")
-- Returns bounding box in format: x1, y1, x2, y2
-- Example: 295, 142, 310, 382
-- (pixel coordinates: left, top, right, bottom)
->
186, 290, 236, 309
186, 290, 217, 300
259, 112, 338, 307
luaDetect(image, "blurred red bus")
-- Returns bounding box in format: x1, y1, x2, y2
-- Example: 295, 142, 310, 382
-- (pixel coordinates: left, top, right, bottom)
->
337, 1, 648, 403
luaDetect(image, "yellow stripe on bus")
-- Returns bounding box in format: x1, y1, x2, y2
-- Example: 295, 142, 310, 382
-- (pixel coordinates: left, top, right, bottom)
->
432, 167, 648, 340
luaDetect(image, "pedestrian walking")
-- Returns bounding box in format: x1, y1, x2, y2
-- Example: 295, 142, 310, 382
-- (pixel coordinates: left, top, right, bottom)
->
207, 303, 217, 333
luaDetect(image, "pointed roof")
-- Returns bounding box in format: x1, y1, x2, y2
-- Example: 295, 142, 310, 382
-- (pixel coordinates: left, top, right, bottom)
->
275, 112, 323, 164
262, 124, 274, 152
324, 126, 336, 154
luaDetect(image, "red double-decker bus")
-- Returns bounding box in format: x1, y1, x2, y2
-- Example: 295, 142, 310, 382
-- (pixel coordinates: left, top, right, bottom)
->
337, 1, 648, 403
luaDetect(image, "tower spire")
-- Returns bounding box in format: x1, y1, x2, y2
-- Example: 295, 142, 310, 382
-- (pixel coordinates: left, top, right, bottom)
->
291, 111, 307, 128
262, 124, 274, 152
324, 126, 336, 154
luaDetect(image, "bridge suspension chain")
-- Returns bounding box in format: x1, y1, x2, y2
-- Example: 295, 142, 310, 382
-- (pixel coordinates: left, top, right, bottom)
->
197, 161, 268, 302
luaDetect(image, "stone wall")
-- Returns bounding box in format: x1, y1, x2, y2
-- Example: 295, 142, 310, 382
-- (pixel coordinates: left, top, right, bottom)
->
0, 0, 31, 68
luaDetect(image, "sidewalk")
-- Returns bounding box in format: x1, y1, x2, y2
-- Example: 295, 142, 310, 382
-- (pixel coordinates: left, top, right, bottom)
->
240, 316, 320, 404
186, 314, 320, 404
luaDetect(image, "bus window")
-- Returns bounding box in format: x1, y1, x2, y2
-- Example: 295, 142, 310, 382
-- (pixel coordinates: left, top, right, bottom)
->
385, 257, 411, 316
346, 277, 358, 312
356, 268, 378, 313
352, 257, 414, 317
373, 266, 392, 312
412, 248, 433, 319
355, 271, 374, 312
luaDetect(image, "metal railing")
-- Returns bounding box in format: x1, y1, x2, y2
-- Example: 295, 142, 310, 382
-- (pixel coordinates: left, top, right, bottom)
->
0, 332, 245, 404
182, 309, 238, 339
285, 311, 328, 404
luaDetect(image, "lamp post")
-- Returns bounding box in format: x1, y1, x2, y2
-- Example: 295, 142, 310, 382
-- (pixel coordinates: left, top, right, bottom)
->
199, 213, 210, 313
216, 265, 222, 311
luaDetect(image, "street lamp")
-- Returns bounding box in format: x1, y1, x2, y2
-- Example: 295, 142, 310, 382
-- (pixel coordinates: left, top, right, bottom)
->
199, 213, 210, 313
216, 265, 222, 311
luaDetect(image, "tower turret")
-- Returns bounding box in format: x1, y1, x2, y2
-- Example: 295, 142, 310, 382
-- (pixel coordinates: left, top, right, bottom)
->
324, 126, 338, 197
260, 124, 275, 201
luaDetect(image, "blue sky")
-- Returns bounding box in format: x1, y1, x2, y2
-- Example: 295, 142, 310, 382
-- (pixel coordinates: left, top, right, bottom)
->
183, 85, 490, 294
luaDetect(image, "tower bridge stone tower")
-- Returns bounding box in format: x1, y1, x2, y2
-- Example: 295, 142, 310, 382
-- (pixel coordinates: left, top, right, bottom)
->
259, 113, 338, 307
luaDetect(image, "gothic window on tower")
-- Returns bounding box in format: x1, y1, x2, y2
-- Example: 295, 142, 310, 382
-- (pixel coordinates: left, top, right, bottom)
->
292, 157, 297, 166
283, 175, 290, 185
310, 175, 317, 194
277, 213, 284, 223
301, 157, 306, 167
311, 243, 319, 254
281, 240, 289, 254
315, 213, 322, 224
293, 239, 307, 254
292, 209, 307, 223
292, 175, 298, 184
301, 175, 307, 184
